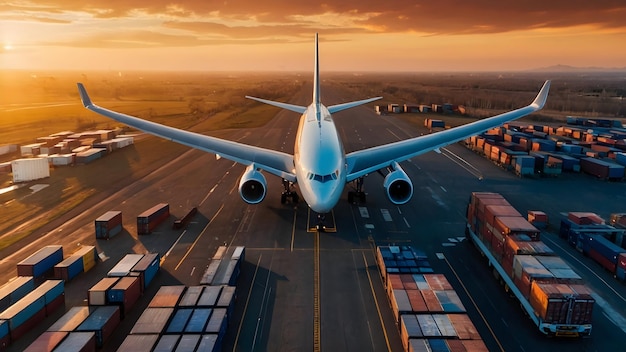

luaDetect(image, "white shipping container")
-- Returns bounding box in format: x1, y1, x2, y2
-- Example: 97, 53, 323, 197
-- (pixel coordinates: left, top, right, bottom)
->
20, 143, 46, 156
72, 146, 91, 153
49, 154, 75, 166
111, 137, 134, 149
11, 158, 50, 183
0, 144, 18, 155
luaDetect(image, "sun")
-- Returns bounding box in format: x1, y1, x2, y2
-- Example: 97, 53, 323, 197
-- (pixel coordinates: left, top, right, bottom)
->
3, 43, 13, 51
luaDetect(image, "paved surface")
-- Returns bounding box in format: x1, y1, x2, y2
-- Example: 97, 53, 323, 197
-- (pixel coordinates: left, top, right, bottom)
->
2, 81, 626, 351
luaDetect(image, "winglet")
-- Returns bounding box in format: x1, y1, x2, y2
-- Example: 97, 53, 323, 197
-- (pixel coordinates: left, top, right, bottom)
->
77, 83, 93, 108
531, 80, 551, 109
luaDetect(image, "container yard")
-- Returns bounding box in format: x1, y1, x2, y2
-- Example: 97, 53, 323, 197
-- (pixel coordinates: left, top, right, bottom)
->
137, 203, 170, 235
376, 245, 489, 351
464, 119, 626, 181
558, 212, 626, 281
465, 192, 595, 337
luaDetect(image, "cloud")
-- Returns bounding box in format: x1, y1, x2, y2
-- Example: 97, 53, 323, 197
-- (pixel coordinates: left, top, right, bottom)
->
3, 1, 626, 48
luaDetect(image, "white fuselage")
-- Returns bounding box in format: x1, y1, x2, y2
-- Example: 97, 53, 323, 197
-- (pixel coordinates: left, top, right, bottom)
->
294, 103, 346, 213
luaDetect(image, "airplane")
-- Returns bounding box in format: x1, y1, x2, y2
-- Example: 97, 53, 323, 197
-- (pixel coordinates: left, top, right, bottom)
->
77, 33, 550, 230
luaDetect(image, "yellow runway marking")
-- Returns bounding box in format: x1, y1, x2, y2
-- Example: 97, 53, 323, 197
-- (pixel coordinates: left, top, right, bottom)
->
175, 204, 224, 271
313, 231, 321, 352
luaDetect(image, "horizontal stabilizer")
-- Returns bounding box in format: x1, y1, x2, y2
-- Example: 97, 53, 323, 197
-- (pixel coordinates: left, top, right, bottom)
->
327, 97, 382, 114
245, 96, 307, 114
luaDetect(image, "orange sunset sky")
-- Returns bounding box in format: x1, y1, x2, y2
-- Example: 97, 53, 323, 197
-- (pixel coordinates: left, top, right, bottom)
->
1, 1, 626, 72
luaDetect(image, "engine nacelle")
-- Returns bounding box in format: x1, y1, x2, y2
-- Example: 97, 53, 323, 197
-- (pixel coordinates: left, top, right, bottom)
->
238, 165, 267, 204
383, 162, 413, 205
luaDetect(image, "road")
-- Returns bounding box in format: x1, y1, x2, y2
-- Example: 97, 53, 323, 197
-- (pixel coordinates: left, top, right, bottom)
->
3, 80, 626, 351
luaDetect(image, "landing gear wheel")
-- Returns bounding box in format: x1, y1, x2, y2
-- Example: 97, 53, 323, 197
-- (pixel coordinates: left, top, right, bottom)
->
348, 177, 366, 205
281, 178, 299, 205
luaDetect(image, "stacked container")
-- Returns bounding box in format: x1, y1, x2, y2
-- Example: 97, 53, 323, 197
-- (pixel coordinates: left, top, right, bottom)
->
0, 280, 64, 341
466, 192, 595, 336
137, 203, 170, 235
377, 246, 488, 351
76, 305, 120, 348
200, 246, 245, 286
0, 276, 35, 312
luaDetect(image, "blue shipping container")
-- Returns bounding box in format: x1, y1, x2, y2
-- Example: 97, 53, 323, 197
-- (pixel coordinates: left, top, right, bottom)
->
41, 280, 64, 305
17, 245, 63, 278
588, 235, 624, 264
76, 306, 120, 348
0, 320, 8, 339
0, 276, 35, 312
154, 335, 179, 351
132, 253, 160, 290
0, 287, 46, 330
166, 308, 193, 333
185, 309, 212, 333
55, 255, 84, 282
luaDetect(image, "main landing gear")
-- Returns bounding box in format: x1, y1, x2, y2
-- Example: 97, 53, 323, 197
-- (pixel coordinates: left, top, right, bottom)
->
280, 179, 299, 204
347, 177, 366, 204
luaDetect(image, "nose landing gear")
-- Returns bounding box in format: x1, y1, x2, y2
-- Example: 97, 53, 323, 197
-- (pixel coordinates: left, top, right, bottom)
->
280, 179, 299, 204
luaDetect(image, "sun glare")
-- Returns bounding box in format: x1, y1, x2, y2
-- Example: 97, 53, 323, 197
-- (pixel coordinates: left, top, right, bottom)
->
3, 43, 13, 51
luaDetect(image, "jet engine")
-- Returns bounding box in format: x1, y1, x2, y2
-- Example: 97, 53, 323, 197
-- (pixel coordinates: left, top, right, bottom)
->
239, 164, 267, 204
383, 162, 413, 205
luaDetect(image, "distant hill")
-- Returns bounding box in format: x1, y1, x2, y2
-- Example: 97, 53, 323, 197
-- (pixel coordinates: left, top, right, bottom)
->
531, 64, 626, 72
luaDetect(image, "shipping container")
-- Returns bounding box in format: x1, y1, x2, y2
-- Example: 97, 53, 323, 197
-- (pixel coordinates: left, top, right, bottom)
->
204, 308, 227, 338
176, 335, 200, 351
116, 334, 158, 352
216, 286, 236, 316
11, 158, 50, 183
149, 286, 185, 308
185, 309, 212, 333
166, 309, 193, 334
0, 280, 64, 341
95, 211, 123, 239
0, 320, 8, 350
616, 253, 626, 281
196, 334, 219, 352
47, 306, 93, 332
466, 192, 594, 336
580, 157, 625, 180
586, 235, 625, 272
107, 276, 141, 316
76, 306, 120, 348
75, 148, 106, 164
130, 308, 174, 335
137, 203, 170, 235
173, 207, 197, 230
52, 331, 96, 352
131, 253, 160, 291
108, 254, 144, 277
154, 335, 179, 351
179, 286, 203, 307
54, 246, 96, 282
24, 331, 68, 352
88, 277, 119, 306
0, 276, 35, 312
17, 245, 63, 280
196, 286, 222, 307
529, 282, 594, 327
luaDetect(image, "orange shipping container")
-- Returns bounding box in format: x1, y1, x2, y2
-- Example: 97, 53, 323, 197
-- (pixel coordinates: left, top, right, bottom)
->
421, 290, 442, 312
529, 282, 594, 325
423, 274, 453, 291
448, 314, 481, 340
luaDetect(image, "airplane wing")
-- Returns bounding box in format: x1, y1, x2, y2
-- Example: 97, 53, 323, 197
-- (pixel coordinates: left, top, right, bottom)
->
344, 80, 551, 182
77, 83, 296, 181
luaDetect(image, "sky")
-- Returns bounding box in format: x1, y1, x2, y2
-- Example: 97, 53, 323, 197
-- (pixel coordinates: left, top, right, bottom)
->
1, 1, 626, 72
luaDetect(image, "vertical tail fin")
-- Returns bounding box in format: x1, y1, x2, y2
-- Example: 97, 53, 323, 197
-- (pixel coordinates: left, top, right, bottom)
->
313, 33, 320, 106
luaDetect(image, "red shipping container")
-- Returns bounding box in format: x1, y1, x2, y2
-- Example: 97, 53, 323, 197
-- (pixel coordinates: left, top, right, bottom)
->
421, 290, 442, 312
423, 274, 452, 291
484, 205, 521, 226
568, 212, 604, 225
619, 253, 626, 271
493, 216, 540, 240
406, 289, 428, 312
588, 248, 617, 273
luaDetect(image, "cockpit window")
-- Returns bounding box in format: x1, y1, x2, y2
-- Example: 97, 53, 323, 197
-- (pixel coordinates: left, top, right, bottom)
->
308, 170, 338, 183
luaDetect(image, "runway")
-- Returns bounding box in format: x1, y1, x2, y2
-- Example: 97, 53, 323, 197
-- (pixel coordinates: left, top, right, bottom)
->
2, 81, 626, 351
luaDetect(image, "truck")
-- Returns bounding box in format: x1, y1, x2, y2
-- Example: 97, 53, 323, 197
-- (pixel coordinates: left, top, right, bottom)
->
466, 192, 594, 337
